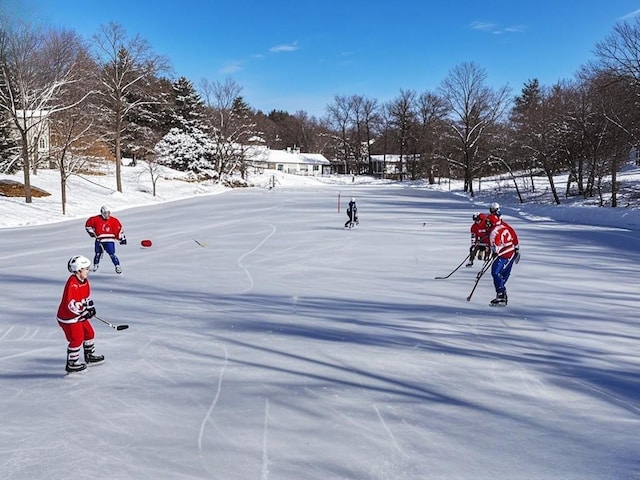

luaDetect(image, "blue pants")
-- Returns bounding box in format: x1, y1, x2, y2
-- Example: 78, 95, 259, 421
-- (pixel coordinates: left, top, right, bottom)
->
491, 256, 514, 294
94, 240, 120, 266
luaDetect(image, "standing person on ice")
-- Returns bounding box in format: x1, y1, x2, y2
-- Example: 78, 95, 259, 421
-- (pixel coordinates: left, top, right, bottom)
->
485, 214, 520, 306
85, 206, 126, 274
466, 212, 489, 267
344, 197, 359, 228
56, 255, 104, 373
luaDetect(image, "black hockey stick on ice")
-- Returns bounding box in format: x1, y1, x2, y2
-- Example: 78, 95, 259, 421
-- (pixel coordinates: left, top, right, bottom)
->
434, 252, 471, 280
95, 315, 129, 331
466, 257, 494, 301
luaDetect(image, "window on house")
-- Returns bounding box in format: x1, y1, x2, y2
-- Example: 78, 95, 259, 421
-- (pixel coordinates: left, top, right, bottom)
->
39, 137, 47, 149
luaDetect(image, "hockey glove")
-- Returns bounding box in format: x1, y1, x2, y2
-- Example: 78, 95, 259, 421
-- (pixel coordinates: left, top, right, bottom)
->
86, 227, 96, 238
119, 235, 127, 245
514, 247, 521, 264
80, 307, 96, 320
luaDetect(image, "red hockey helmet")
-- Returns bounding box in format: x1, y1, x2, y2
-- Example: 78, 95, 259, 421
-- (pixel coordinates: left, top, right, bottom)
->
485, 214, 501, 229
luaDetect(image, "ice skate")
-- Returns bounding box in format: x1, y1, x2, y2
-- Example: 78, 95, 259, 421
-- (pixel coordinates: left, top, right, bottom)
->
490, 292, 508, 306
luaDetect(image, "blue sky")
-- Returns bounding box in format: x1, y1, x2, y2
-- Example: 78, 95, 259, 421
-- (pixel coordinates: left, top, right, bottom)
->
14, 0, 640, 117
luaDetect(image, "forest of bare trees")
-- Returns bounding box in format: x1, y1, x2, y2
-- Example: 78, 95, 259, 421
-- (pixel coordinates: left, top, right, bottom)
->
3, 14, 640, 208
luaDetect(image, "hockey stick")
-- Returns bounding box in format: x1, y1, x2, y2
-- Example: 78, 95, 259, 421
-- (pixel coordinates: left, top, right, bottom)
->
434, 252, 471, 280
95, 315, 129, 331
193, 238, 206, 248
466, 257, 494, 301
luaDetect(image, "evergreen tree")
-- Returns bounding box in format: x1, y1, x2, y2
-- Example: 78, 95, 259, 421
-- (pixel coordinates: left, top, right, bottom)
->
122, 76, 173, 164
154, 126, 214, 174
170, 76, 206, 133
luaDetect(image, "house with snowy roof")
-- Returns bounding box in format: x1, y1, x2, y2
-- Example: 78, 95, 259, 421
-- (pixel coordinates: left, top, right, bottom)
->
248, 146, 330, 176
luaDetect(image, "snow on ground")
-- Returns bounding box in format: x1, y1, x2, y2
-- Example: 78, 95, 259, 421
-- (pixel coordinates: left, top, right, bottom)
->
1, 164, 639, 479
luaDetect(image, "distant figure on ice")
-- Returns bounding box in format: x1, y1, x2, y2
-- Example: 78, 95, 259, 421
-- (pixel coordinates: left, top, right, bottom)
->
56, 255, 104, 373
485, 214, 520, 306
85, 206, 126, 274
466, 212, 489, 267
344, 197, 359, 228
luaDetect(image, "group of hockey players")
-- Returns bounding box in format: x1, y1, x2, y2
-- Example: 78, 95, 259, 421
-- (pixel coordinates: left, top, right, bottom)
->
466, 202, 520, 306
56, 206, 126, 373
345, 196, 519, 306
58, 198, 516, 372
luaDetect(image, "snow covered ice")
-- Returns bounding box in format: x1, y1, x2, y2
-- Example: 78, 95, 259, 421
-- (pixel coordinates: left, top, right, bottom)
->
1, 167, 639, 479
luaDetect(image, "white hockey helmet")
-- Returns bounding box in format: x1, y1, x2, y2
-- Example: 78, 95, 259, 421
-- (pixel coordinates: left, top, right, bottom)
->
68, 255, 92, 273
100, 205, 111, 218
489, 202, 500, 214
350, 197, 355, 202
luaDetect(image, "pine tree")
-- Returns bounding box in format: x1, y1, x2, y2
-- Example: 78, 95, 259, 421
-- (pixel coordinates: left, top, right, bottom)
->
170, 76, 206, 133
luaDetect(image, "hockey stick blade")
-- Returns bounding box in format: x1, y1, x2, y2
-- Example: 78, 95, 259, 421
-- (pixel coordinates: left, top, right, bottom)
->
434, 253, 471, 280
95, 315, 128, 331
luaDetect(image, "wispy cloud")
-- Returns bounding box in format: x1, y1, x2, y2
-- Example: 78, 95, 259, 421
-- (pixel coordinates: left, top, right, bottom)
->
620, 9, 640, 20
471, 21, 497, 32
471, 21, 526, 35
217, 42, 299, 75
220, 61, 243, 74
269, 41, 299, 53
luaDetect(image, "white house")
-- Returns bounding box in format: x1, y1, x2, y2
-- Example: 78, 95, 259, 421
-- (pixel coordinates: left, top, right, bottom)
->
248, 146, 330, 176
370, 154, 417, 176
14, 109, 51, 159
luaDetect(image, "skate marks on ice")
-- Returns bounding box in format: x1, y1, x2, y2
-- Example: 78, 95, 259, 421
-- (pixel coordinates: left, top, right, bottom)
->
373, 403, 411, 459
0, 326, 61, 375
237, 223, 277, 294
261, 397, 271, 480
197, 345, 229, 477
196, 346, 273, 480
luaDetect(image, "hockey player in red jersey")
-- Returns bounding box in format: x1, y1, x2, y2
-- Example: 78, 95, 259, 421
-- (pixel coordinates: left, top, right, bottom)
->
466, 212, 490, 267
486, 214, 520, 306
85, 206, 126, 274
57, 255, 104, 373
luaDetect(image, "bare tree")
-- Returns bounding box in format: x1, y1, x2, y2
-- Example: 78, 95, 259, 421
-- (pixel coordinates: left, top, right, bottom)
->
386, 89, 417, 181
359, 97, 380, 175
91, 21, 169, 193
415, 91, 448, 183
0, 23, 93, 202
49, 47, 103, 214
590, 17, 640, 206
593, 17, 640, 83
439, 62, 511, 195
200, 78, 258, 179
326, 95, 353, 174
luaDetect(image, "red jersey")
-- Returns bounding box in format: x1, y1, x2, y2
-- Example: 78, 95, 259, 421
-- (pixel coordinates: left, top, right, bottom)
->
57, 274, 92, 323
489, 221, 519, 259
85, 215, 123, 242
470, 221, 489, 246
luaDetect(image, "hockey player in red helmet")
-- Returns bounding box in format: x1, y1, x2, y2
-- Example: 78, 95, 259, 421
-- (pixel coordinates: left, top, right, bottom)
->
466, 212, 489, 267
485, 213, 520, 306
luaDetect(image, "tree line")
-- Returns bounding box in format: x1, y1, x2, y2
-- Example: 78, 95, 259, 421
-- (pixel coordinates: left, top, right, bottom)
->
2, 15, 640, 208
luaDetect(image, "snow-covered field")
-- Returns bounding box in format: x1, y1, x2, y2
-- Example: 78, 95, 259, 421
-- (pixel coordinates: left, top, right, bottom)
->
1, 164, 639, 479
